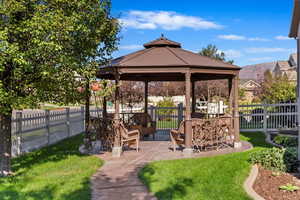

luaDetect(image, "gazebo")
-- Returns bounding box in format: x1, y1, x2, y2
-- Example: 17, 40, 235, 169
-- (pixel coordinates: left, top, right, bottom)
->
97, 36, 241, 157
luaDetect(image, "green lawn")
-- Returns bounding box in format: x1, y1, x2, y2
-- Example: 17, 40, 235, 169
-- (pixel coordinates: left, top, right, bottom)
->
139, 132, 271, 200
0, 134, 102, 200
156, 119, 178, 129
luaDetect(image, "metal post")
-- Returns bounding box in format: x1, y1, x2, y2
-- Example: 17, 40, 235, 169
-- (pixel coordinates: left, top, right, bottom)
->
112, 73, 122, 157
45, 110, 50, 145
150, 105, 154, 119
263, 104, 268, 138
178, 103, 183, 128
183, 71, 193, 155
233, 75, 241, 148
66, 108, 70, 137
16, 112, 22, 156
144, 81, 149, 114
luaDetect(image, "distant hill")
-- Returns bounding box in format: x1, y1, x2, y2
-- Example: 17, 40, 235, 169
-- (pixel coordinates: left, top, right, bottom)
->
240, 62, 277, 80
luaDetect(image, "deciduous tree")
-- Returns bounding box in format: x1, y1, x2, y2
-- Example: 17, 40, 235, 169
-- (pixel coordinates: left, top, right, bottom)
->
0, 0, 119, 176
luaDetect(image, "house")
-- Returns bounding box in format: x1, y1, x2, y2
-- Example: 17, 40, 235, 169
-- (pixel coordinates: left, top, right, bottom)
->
239, 79, 261, 102
273, 53, 297, 81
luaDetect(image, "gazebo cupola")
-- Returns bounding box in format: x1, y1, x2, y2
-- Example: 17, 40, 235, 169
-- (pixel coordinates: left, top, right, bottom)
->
143, 35, 182, 48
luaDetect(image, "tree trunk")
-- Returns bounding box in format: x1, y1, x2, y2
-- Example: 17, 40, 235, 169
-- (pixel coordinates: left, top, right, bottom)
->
0, 108, 12, 176
85, 80, 92, 148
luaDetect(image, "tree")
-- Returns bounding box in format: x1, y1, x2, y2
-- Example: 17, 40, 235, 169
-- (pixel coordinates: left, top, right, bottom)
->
260, 70, 296, 103
120, 81, 144, 111
0, 0, 119, 176
198, 44, 234, 64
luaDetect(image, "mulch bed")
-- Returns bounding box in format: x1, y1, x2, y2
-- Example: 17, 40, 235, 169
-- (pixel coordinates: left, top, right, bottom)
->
253, 166, 300, 200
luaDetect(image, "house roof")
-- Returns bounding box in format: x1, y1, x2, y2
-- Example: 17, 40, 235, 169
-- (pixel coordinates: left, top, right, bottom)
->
276, 61, 291, 70
240, 79, 261, 88
105, 36, 240, 69
98, 36, 240, 81
283, 69, 297, 80
289, 0, 300, 38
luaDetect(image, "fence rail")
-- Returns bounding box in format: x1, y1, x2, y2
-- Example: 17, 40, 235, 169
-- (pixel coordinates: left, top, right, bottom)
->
239, 102, 297, 132
11, 107, 85, 156
11, 102, 298, 156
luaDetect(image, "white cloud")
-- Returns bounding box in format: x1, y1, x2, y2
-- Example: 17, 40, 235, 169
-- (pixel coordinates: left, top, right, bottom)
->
245, 47, 292, 53
248, 57, 274, 62
222, 49, 243, 58
275, 35, 293, 40
248, 37, 270, 42
218, 34, 246, 40
119, 44, 143, 50
119, 10, 222, 30
218, 34, 269, 41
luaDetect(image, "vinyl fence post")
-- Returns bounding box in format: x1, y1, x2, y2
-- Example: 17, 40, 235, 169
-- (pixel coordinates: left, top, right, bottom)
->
263, 104, 269, 139
16, 112, 22, 156
178, 103, 183, 128
45, 110, 50, 145
81, 106, 85, 133
66, 108, 70, 137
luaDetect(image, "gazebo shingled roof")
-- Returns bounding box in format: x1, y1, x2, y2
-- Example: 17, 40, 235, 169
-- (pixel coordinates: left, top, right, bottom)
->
97, 36, 241, 157
98, 36, 240, 81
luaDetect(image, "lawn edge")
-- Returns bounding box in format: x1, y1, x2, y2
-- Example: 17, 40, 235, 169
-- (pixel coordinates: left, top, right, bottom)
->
243, 164, 266, 200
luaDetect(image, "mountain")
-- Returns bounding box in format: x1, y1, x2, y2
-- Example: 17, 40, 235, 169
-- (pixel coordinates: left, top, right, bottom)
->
239, 62, 277, 80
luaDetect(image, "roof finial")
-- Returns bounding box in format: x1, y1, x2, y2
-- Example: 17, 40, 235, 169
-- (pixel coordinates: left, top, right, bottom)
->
161, 33, 165, 38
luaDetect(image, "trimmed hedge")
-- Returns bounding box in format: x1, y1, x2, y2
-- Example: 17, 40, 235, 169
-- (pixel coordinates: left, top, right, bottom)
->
273, 135, 298, 148
250, 147, 298, 172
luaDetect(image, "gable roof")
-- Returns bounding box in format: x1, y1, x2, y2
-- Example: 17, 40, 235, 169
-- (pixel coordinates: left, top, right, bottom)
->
240, 79, 261, 88
276, 61, 291, 70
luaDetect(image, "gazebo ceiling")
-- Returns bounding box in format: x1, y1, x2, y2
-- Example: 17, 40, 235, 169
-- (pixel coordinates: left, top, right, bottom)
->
97, 36, 241, 81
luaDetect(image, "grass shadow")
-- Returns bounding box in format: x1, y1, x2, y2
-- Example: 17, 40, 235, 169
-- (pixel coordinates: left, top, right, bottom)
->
0, 134, 101, 200
12, 134, 88, 175
240, 132, 272, 149
139, 164, 194, 200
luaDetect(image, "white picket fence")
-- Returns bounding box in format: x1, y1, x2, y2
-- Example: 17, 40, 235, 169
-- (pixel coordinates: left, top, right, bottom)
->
11, 102, 298, 156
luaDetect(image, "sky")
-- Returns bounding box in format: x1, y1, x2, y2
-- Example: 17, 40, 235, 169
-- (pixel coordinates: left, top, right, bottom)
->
111, 0, 296, 67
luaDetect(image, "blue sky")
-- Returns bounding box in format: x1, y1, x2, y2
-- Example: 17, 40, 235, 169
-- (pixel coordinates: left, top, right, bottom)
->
111, 0, 296, 66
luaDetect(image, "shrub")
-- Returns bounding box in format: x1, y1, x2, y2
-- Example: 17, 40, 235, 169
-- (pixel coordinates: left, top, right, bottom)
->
156, 97, 176, 121
250, 147, 298, 172
273, 135, 298, 147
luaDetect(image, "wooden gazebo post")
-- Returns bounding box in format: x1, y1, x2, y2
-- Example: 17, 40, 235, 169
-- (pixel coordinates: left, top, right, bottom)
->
192, 80, 196, 113
233, 75, 241, 148
112, 72, 122, 157
184, 71, 193, 155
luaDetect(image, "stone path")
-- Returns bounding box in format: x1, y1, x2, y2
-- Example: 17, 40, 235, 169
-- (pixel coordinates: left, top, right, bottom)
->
91, 140, 252, 200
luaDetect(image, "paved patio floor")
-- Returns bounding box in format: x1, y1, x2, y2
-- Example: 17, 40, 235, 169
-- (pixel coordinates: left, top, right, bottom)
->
91, 138, 252, 200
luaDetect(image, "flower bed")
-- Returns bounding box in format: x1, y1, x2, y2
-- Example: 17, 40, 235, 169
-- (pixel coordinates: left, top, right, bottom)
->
253, 166, 300, 200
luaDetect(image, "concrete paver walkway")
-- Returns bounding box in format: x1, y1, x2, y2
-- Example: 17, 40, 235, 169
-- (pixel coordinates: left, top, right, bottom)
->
91, 140, 252, 200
